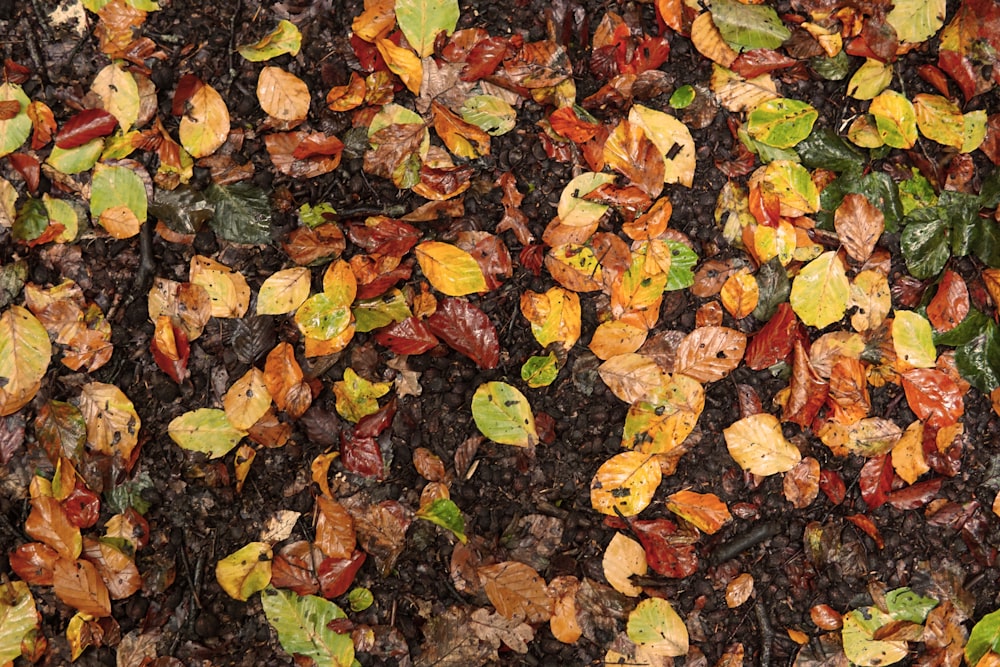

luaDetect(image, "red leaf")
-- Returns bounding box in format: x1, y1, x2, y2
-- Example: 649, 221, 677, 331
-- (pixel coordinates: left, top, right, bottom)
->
55, 109, 119, 149
917, 64, 952, 97
425, 297, 500, 369
271, 540, 321, 595
859, 454, 894, 510
340, 432, 384, 478
819, 469, 846, 505
518, 244, 545, 276
10, 542, 60, 586
731, 49, 798, 79
354, 259, 413, 300
355, 396, 396, 439
292, 133, 345, 160
318, 549, 367, 599
845, 514, 884, 549
463, 232, 512, 290
937, 49, 980, 102
782, 339, 829, 428
745, 303, 800, 370
63, 486, 100, 529
926, 270, 969, 333
629, 518, 699, 578
901, 369, 964, 428
172, 74, 205, 116
373, 317, 439, 355
460, 36, 509, 81
346, 218, 420, 257
4, 58, 31, 84
8, 152, 39, 194
886, 478, 943, 510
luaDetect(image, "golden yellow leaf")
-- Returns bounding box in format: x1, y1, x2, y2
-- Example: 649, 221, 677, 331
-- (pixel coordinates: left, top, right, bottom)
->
224, 368, 272, 431
724, 413, 801, 476
376, 38, 423, 95
179, 82, 230, 158
890, 420, 928, 485
591, 450, 662, 516
603, 533, 647, 597
665, 489, 732, 534
189, 255, 250, 318
415, 241, 487, 296
257, 267, 311, 316
257, 66, 310, 123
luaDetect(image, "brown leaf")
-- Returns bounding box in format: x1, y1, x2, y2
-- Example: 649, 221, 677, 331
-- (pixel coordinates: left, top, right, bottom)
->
603, 120, 664, 198
413, 447, 448, 482
265, 131, 343, 179
783, 456, 820, 509
496, 172, 534, 245
834, 193, 883, 263
673, 326, 746, 383
782, 339, 829, 429
926, 270, 969, 333
477, 561, 553, 623
10, 542, 60, 586
264, 342, 312, 419
470, 608, 534, 653
342, 497, 413, 577
54, 557, 112, 617
810, 604, 843, 631
315, 496, 356, 560
82, 538, 141, 600
270, 540, 322, 595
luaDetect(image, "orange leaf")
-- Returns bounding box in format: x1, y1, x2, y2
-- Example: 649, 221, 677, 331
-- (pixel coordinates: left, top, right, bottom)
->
720, 270, 758, 319
315, 496, 356, 560
547, 576, 582, 644
257, 66, 310, 123
263, 342, 312, 419
665, 489, 731, 534
53, 558, 111, 617
926, 270, 969, 333
603, 119, 664, 198
783, 456, 820, 509
902, 368, 965, 428
725, 572, 754, 608
81, 538, 141, 600
477, 561, 553, 623
25, 495, 82, 561
673, 326, 746, 383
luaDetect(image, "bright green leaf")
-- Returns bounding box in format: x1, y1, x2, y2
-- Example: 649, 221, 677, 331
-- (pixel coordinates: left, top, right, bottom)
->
711, 0, 790, 50
669, 85, 696, 109
215, 542, 272, 601
238, 20, 302, 61
471, 381, 538, 447
626, 598, 689, 657
348, 588, 374, 612
790, 251, 850, 329
664, 241, 698, 291
884, 587, 938, 623
747, 98, 818, 149
870, 90, 918, 149
168, 408, 247, 459
295, 293, 352, 340
352, 290, 412, 333
967, 608, 1000, 667
416, 498, 467, 543
0, 580, 39, 665
892, 310, 937, 368
521, 353, 560, 388
395, 0, 459, 58
90, 163, 148, 234
298, 202, 337, 229
460, 95, 516, 136
334, 367, 391, 423
0, 83, 31, 157
206, 183, 272, 245
261, 588, 355, 667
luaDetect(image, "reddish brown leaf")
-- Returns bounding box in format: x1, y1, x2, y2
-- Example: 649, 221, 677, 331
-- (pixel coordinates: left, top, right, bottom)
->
460, 36, 509, 81
819, 469, 846, 505
10, 542, 60, 586
266, 131, 343, 179
341, 498, 412, 577
271, 541, 322, 595
425, 297, 500, 369
150, 316, 190, 384
315, 496, 356, 560
926, 270, 969, 333
355, 396, 396, 439
782, 340, 829, 429
27, 101, 56, 150
374, 317, 439, 355
318, 549, 367, 599
902, 369, 965, 428
458, 231, 512, 291
783, 456, 820, 509
629, 517, 699, 578
340, 432, 384, 479
810, 604, 843, 631
886, 477, 943, 510
496, 172, 534, 245
745, 303, 801, 370
859, 454, 894, 510
283, 223, 346, 266
63, 486, 100, 529
730, 49, 798, 79
0, 99, 20, 120
412, 447, 448, 482
4, 58, 31, 84
8, 152, 39, 194
55, 108, 119, 149
172, 74, 205, 116
346, 218, 420, 257
917, 64, 952, 97
845, 513, 884, 549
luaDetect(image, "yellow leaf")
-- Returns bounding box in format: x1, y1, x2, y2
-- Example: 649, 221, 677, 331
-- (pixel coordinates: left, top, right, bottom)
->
849, 270, 891, 332
91, 63, 139, 130
557, 172, 615, 227
629, 105, 696, 187
257, 66, 310, 123
415, 241, 487, 296
234, 443, 255, 494
892, 310, 936, 369
189, 255, 251, 318
375, 38, 423, 95
322, 259, 358, 305
724, 413, 801, 476
520, 287, 581, 350
76, 382, 141, 461
432, 100, 490, 159
627, 598, 688, 657
598, 353, 668, 403
589, 320, 647, 360
215, 542, 272, 601
545, 244, 604, 292
179, 82, 230, 158
590, 450, 662, 516
224, 368, 272, 431
891, 420, 928, 484
790, 251, 850, 329
721, 270, 758, 319
913, 93, 964, 149
603, 533, 647, 597
691, 12, 737, 67
257, 267, 311, 315
0, 306, 52, 416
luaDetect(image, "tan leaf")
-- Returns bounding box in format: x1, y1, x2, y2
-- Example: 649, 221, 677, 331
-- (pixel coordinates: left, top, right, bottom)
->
673, 326, 746, 383
257, 66, 310, 123
477, 561, 553, 623
783, 456, 820, 509
724, 413, 801, 475
598, 353, 669, 403
470, 608, 535, 654
189, 255, 250, 319
603, 533, 647, 597
53, 558, 111, 617
834, 193, 884, 262
81, 538, 141, 600
725, 573, 754, 608
603, 119, 664, 198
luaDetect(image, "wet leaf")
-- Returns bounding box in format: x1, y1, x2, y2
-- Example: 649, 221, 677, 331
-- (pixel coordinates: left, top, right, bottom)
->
848, 58, 894, 100
263, 342, 312, 418
91, 63, 139, 130
470, 608, 534, 654
893, 311, 937, 369
913, 93, 964, 149
747, 98, 818, 149
334, 368, 391, 423
416, 241, 487, 296
216, 542, 272, 601
835, 194, 884, 263
724, 413, 801, 475
0, 580, 38, 664
721, 270, 758, 319
783, 456, 820, 509
603, 533, 647, 597
425, 297, 499, 369
629, 105, 696, 187
0, 306, 51, 416
168, 408, 247, 459
790, 252, 850, 329
471, 381, 537, 447
53, 558, 111, 617
627, 597, 688, 657
520, 287, 581, 350
77, 382, 141, 462
261, 588, 354, 666
901, 369, 964, 428
477, 561, 552, 623
603, 119, 664, 198
238, 19, 301, 61
591, 451, 662, 516
416, 498, 467, 543
25, 495, 82, 560
257, 67, 310, 123
256, 267, 310, 316
665, 489, 731, 534
206, 182, 272, 245
870, 90, 918, 149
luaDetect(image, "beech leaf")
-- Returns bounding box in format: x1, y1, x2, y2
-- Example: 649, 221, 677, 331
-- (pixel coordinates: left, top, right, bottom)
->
168, 408, 247, 459
724, 413, 801, 475
471, 381, 537, 447
415, 241, 487, 296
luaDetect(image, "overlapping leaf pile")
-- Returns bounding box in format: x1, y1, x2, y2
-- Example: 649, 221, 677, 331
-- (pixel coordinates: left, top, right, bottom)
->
3, 0, 1000, 664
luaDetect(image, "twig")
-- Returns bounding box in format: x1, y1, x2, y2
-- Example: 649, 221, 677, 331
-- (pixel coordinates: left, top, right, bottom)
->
755, 596, 774, 667
710, 520, 781, 565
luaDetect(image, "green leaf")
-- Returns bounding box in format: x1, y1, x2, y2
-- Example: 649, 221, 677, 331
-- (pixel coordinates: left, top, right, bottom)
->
150, 186, 215, 235
521, 353, 560, 388
460, 95, 516, 136
471, 381, 538, 447
626, 598, 689, 657
884, 587, 938, 623
809, 51, 851, 80
295, 293, 352, 341
955, 322, 1000, 392
168, 408, 247, 459
0, 580, 39, 665
104, 470, 154, 514
347, 588, 374, 612
796, 127, 864, 173
900, 210, 950, 279
43, 195, 79, 243
0, 260, 27, 311
790, 251, 850, 329
870, 90, 918, 149
215, 542, 272, 601
352, 290, 412, 333
938, 191, 982, 257
847, 59, 893, 100
298, 201, 337, 228
416, 498, 467, 543
669, 85, 696, 109
711, 0, 790, 50
0, 83, 31, 157
898, 169, 938, 215
261, 588, 355, 667
238, 20, 302, 62
664, 241, 698, 291
334, 367, 391, 423
934, 309, 990, 347
966, 608, 1000, 667
395, 0, 459, 58
747, 98, 818, 149
914, 94, 964, 149
753, 257, 791, 322
972, 214, 1000, 268
12, 198, 48, 244
90, 163, 148, 225
206, 183, 272, 245
46, 139, 104, 175
886, 0, 945, 43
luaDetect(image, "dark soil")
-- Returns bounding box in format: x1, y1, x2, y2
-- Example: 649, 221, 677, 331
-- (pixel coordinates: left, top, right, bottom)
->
1, 0, 999, 666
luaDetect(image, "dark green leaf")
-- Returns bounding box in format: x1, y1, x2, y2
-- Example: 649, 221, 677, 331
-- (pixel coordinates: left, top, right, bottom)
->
206, 183, 272, 244
150, 185, 215, 235
0, 259, 28, 309
105, 471, 155, 515
938, 191, 982, 257
819, 171, 902, 232
753, 257, 790, 322
900, 213, 950, 279
809, 51, 851, 80
934, 309, 990, 347
972, 216, 1000, 268
12, 197, 48, 243
981, 167, 1000, 209
796, 127, 864, 173
955, 321, 1000, 393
